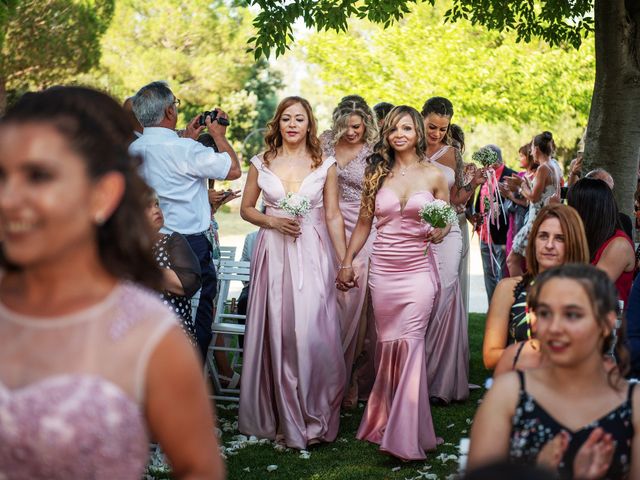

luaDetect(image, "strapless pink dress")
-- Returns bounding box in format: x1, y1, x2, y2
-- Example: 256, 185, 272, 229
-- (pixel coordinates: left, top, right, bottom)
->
356, 188, 440, 460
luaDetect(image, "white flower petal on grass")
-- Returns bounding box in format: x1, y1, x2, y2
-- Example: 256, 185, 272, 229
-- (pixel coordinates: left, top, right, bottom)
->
273, 444, 287, 452
266, 464, 278, 472
446, 423, 455, 429
299, 450, 311, 459
391, 466, 401, 472
243, 467, 250, 472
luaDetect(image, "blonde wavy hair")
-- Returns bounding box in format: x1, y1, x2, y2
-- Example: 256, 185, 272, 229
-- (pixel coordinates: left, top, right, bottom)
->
329, 98, 379, 148
262, 96, 323, 169
361, 106, 428, 217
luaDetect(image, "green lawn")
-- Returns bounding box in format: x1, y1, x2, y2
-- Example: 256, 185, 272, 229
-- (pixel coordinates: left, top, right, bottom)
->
215, 314, 488, 480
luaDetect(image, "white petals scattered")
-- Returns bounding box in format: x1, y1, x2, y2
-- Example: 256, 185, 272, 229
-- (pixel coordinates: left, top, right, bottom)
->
299, 450, 311, 459
243, 467, 250, 472
435, 453, 458, 464
391, 466, 401, 472
446, 423, 455, 429
266, 464, 278, 472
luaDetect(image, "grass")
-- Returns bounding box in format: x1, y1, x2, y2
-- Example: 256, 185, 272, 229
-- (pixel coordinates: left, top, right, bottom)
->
215, 313, 489, 480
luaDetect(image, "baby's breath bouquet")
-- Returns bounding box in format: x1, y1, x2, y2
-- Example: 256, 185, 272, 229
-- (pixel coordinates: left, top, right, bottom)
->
472, 146, 499, 168
418, 199, 458, 255
277, 192, 311, 242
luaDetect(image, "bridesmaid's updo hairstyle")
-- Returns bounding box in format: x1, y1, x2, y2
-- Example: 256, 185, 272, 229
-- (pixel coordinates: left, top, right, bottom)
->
361, 106, 427, 217
533, 131, 554, 156
421, 96, 455, 144
0, 86, 162, 289
527, 263, 630, 380
263, 96, 323, 169
329, 96, 379, 148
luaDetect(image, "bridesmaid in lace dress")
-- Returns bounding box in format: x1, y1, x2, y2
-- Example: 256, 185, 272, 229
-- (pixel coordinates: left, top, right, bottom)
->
238, 97, 347, 449
337, 106, 450, 460
420, 97, 485, 404
320, 95, 379, 407
0, 87, 223, 479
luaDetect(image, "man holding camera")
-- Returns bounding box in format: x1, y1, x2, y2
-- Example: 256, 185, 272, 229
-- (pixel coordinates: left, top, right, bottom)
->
130, 81, 241, 361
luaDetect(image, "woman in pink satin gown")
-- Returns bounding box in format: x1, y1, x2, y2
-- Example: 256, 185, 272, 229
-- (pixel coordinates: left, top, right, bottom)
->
320, 95, 379, 407
337, 106, 450, 460
238, 97, 347, 449
420, 97, 484, 404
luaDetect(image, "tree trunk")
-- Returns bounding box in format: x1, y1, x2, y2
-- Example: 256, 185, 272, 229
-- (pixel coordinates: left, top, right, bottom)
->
584, 0, 640, 227
0, 75, 6, 115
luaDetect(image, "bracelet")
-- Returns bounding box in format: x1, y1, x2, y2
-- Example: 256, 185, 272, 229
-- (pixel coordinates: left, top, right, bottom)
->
338, 264, 353, 270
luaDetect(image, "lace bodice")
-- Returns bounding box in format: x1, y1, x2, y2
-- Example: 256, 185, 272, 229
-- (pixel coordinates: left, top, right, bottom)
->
0, 282, 178, 479
320, 131, 372, 203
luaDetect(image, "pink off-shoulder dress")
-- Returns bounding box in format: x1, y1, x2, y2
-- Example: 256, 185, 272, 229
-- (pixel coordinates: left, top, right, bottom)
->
238, 155, 345, 449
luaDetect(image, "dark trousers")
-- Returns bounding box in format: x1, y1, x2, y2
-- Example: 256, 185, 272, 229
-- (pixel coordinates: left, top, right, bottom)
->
185, 233, 217, 361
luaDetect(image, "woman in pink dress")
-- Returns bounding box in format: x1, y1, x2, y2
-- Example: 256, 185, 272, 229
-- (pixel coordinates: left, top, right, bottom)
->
0, 87, 223, 479
420, 97, 484, 404
320, 95, 379, 407
238, 96, 347, 449
337, 105, 450, 460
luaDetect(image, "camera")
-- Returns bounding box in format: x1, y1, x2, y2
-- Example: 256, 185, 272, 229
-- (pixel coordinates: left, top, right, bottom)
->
199, 109, 230, 127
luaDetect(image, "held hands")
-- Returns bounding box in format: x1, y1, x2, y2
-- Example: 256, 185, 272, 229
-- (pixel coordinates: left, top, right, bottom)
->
208, 189, 241, 210
336, 265, 358, 291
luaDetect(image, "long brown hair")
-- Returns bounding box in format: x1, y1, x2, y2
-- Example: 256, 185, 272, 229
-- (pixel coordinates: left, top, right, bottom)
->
1, 86, 162, 290
525, 204, 590, 277
262, 96, 323, 169
361, 105, 427, 217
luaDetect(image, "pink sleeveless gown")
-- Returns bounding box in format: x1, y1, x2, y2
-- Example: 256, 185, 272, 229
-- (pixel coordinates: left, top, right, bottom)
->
0, 282, 178, 479
428, 147, 469, 402
356, 188, 440, 460
238, 156, 345, 449
320, 132, 377, 401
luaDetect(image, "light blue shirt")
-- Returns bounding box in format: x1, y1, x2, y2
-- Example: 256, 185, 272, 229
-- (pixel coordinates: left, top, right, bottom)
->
130, 127, 231, 235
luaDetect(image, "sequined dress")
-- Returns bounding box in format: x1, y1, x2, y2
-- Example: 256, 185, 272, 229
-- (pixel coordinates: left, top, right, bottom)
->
0, 281, 178, 479
320, 131, 377, 399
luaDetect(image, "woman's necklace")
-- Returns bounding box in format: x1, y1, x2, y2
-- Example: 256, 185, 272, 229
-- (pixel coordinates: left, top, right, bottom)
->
395, 160, 421, 176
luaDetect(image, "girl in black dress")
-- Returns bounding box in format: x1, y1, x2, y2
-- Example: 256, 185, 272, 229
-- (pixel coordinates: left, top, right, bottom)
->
469, 264, 639, 479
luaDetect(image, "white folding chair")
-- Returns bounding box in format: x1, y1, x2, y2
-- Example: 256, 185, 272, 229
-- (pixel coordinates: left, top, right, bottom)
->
191, 245, 238, 320
205, 259, 250, 401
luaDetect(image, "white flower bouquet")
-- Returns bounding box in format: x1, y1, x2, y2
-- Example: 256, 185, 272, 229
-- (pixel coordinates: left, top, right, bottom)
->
277, 192, 311, 242
471, 146, 499, 168
418, 199, 458, 255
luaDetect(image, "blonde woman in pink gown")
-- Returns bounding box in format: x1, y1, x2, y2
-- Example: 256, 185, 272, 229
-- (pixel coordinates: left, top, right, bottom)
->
239, 97, 347, 449
420, 97, 484, 404
337, 106, 450, 460
320, 95, 379, 407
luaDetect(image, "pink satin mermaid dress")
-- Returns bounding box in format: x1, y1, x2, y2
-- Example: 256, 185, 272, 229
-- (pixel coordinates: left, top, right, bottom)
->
356, 187, 440, 460
238, 155, 346, 449
427, 146, 469, 402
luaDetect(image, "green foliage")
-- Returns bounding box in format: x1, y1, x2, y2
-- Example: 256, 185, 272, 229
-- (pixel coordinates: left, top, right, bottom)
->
299, 2, 594, 159
80, 0, 280, 160
0, 0, 114, 103
248, 0, 593, 58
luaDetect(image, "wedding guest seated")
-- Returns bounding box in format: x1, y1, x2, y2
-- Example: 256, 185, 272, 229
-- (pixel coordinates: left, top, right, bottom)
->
145, 190, 201, 346
470, 264, 639, 479
567, 178, 636, 305
0, 86, 224, 479
483, 204, 589, 369
625, 276, 640, 378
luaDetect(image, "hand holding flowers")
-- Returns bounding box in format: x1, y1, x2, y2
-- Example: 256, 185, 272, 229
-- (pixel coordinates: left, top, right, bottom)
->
418, 199, 458, 254
276, 193, 311, 241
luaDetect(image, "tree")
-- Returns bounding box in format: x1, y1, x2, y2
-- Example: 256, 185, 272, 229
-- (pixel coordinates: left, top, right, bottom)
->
0, 0, 114, 112
299, 3, 594, 157
247, 0, 640, 219
84, 0, 281, 159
